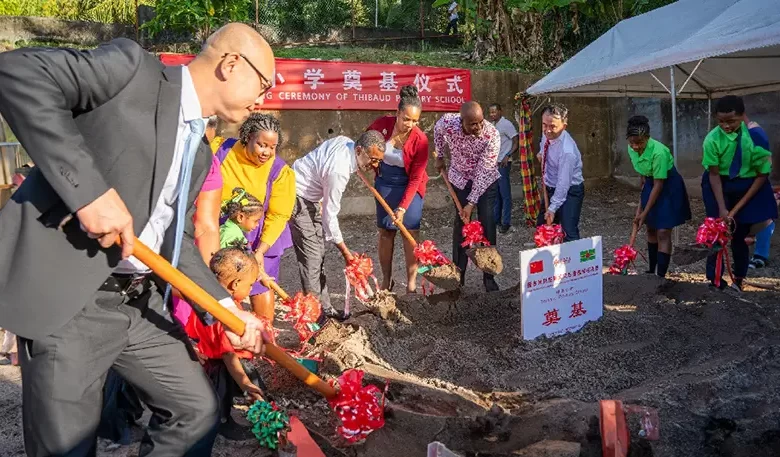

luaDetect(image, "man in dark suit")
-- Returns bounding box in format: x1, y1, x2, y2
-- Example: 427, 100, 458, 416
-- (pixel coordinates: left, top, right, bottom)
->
0, 23, 275, 456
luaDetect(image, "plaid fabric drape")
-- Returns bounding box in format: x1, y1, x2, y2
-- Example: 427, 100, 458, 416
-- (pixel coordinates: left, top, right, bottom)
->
516, 97, 541, 226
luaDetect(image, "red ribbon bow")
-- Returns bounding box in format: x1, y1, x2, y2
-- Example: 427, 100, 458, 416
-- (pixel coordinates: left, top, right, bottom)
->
344, 254, 377, 304
282, 292, 322, 342
534, 224, 565, 247
413, 240, 449, 266
328, 369, 387, 443
696, 217, 733, 287
461, 221, 491, 247
609, 244, 638, 275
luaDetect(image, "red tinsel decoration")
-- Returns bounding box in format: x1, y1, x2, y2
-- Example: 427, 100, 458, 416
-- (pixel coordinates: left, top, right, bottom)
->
282, 292, 322, 342
344, 254, 376, 303
609, 244, 638, 275
328, 369, 387, 443
696, 217, 733, 287
534, 224, 565, 247
461, 221, 491, 247
413, 240, 449, 266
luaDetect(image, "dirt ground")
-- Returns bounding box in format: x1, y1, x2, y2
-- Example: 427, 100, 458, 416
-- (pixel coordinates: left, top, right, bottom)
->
3, 179, 780, 457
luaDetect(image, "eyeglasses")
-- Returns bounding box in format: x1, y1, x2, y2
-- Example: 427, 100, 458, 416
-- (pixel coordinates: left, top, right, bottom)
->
223, 53, 274, 97
362, 150, 382, 166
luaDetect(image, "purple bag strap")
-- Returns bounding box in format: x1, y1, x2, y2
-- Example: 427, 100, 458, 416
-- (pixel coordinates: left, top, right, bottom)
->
215, 138, 239, 164
264, 156, 287, 212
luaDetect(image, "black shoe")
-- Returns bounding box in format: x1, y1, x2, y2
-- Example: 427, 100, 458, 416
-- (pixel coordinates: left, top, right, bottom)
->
484, 277, 500, 292
498, 225, 510, 234
317, 307, 348, 326
218, 418, 254, 441
709, 280, 728, 291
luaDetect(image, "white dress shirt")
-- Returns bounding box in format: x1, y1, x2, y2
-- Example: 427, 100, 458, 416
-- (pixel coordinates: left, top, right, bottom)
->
538, 130, 584, 213
292, 136, 357, 245
115, 67, 234, 309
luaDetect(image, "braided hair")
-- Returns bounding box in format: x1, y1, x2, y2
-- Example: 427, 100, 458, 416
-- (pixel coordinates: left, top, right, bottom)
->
398, 85, 422, 111
626, 115, 650, 138
209, 246, 258, 284
221, 187, 264, 221
239, 112, 283, 147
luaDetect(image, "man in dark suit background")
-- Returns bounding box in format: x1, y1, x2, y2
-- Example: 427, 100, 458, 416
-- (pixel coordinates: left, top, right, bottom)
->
0, 23, 274, 456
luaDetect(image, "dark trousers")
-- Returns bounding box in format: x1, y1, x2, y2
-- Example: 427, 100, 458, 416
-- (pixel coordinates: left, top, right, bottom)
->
452, 180, 498, 285
19, 281, 219, 457
446, 18, 459, 35
290, 196, 332, 310
536, 183, 585, 242
493, 164, 512, 227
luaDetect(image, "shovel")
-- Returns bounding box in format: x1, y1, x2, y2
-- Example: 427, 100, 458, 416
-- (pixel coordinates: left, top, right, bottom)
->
125, 237, 338, 400
441, 173, 504, 276
356, 171, 461, 291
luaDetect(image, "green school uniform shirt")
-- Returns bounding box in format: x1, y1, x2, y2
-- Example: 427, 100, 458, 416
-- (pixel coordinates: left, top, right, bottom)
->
702, 122, 772, 178
219, 219, 247, 249
628, 138, 673, 179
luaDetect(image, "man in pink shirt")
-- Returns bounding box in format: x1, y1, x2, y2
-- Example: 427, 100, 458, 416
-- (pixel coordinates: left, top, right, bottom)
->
434, 101, 501, 292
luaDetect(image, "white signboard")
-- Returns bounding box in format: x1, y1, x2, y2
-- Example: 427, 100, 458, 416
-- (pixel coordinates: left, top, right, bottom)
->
519, 236, 603, 340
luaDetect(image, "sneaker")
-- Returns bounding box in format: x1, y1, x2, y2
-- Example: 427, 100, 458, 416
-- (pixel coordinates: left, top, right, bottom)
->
730, 278, 744, 293
498, 225, 510, 234
749, 256, 768, 269
317, 307, 348, 326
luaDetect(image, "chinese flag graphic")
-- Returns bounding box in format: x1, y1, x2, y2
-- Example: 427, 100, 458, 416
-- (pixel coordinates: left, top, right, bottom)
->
530, 260, 544, 274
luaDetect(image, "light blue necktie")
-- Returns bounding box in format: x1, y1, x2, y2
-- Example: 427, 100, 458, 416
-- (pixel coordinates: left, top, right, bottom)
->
163, 118, 206, 308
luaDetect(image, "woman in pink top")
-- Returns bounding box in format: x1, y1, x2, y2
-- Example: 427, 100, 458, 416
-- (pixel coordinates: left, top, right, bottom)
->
172, 154, 224, 326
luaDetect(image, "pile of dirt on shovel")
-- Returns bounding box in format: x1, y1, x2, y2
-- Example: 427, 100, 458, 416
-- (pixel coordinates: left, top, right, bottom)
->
294, 274, 780, 457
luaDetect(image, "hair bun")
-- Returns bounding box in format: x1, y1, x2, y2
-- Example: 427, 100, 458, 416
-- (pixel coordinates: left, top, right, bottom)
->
399, 85, 419, 99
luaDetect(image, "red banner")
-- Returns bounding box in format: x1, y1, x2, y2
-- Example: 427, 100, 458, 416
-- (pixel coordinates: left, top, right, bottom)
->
159, 54, 471, 112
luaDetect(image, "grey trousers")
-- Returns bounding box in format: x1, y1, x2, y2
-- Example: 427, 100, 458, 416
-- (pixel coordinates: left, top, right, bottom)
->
289, 196, 333, 310
18, 280, 219, 457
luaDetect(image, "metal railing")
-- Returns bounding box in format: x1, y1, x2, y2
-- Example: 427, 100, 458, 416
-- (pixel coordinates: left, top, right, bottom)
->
0, 142, 30, 187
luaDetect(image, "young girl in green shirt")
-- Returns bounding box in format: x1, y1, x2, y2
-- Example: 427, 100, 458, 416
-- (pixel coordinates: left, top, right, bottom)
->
701, 95, 777, 291
627, 116, 692, 278
220, 188, 265, 249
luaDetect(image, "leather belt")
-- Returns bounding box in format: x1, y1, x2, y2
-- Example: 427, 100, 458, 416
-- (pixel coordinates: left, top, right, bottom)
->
99, 273, 152, 298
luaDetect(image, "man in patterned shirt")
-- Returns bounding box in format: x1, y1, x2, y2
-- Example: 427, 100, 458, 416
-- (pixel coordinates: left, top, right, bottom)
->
434, 101, 501, 292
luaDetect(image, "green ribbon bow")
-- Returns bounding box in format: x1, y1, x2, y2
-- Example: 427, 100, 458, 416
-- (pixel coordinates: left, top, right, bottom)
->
246, 400, 290, 450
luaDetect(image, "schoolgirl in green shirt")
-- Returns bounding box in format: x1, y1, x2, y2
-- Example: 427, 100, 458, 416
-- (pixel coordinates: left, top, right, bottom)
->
627, 116, 691, 278
701, 95, 777, 291
220, 188, 265, 250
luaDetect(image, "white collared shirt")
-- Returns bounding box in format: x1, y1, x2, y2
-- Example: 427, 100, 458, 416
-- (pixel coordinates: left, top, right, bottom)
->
116, 66, 204, 274
538, 130, 584, 213
292, 136, 357, 245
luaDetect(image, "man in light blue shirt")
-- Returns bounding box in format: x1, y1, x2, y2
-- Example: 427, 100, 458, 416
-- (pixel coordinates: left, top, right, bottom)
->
536, 103, 584, 241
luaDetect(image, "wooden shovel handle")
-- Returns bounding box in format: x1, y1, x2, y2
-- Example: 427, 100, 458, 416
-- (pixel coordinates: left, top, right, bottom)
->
629, 221, 639, 247
126, 237, 337, 399
356, 170, 418, 248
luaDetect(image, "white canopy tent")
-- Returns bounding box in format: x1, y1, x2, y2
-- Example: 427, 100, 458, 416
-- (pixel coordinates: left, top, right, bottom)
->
526, 0, 780, 169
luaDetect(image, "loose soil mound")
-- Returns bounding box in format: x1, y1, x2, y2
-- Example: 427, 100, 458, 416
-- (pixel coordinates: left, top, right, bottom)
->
466, 246, 504, 275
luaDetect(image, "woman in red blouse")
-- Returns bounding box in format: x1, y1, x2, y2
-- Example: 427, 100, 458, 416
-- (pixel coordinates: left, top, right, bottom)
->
367, 85, 429, 293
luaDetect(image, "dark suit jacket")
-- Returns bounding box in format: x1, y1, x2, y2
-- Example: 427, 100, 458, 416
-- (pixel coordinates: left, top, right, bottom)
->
0, 38, 228, 340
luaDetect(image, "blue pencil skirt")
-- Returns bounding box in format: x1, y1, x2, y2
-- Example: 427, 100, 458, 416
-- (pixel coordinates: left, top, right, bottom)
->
375, 162, 423, 230
701, 172, 778, 224
640, 165, 692, 230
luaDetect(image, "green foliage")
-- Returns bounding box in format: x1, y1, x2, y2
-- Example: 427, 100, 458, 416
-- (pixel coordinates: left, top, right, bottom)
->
506, 0, 584, 13
142, 0, 249, 39
0, 0, 153, 23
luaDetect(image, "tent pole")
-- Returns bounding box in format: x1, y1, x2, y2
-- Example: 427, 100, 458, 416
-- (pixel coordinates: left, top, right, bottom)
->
670, 66, 680, 245
707, 94, 712, 129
